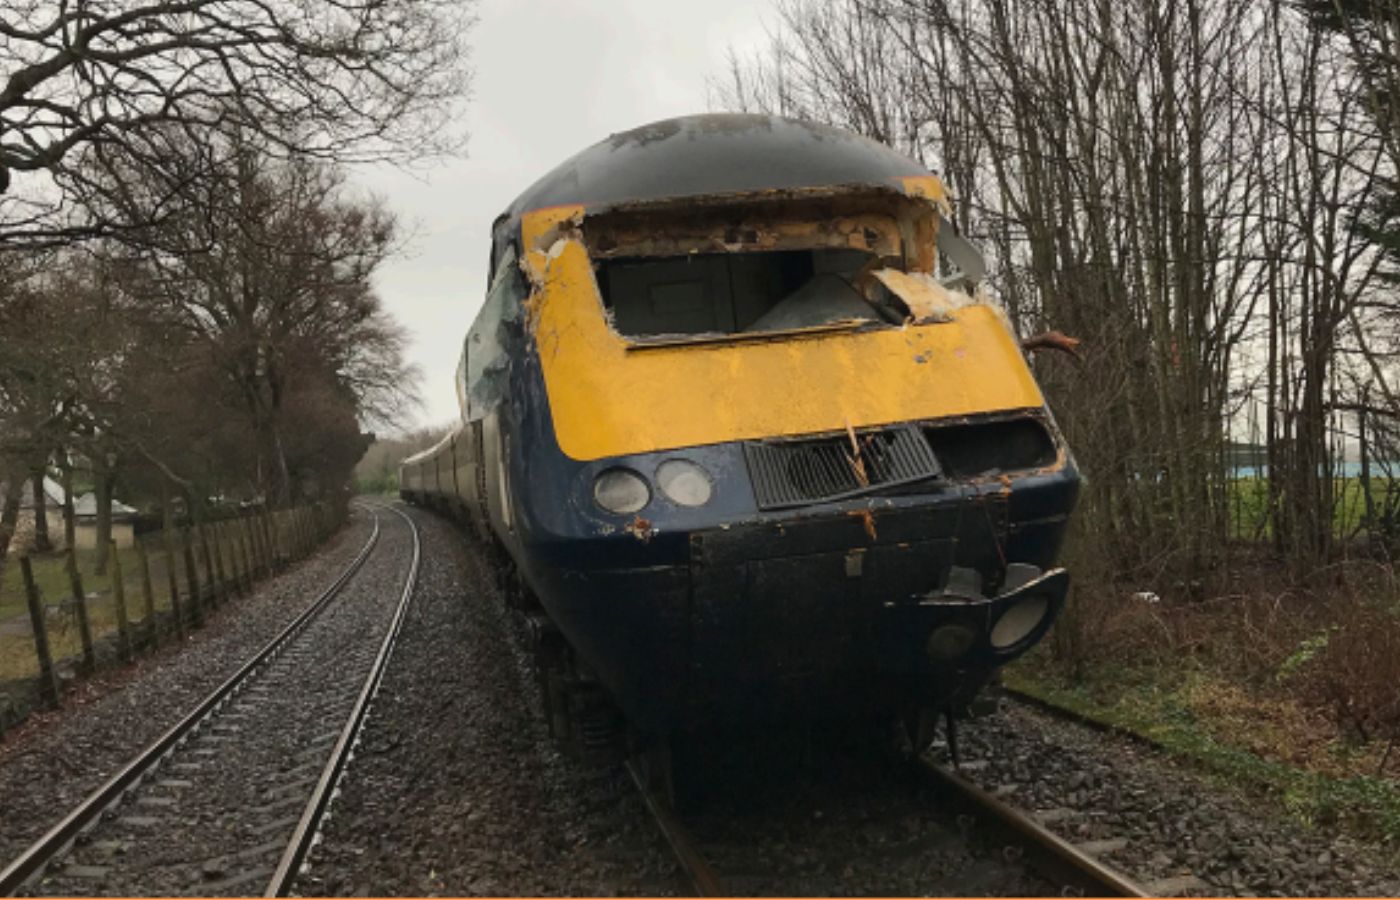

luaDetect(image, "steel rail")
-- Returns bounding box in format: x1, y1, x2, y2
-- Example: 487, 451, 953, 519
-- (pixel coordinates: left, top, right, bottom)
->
265, 502, 422, 896
624, 759, 729, 898
919, 756, 1149, 898
0, 508, 383, 896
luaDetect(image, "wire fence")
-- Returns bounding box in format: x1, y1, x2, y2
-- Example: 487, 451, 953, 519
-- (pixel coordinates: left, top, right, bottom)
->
0, 502, 346, 730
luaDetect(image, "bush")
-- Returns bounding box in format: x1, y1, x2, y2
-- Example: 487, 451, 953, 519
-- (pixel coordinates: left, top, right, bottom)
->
1298, 598, 1400, 773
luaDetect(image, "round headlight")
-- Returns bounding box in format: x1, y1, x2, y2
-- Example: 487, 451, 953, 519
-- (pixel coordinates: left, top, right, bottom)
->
593, 468, 650, 514
656, 459, 713, 507
990, 596, 1050, 649
926, 623, 976, 661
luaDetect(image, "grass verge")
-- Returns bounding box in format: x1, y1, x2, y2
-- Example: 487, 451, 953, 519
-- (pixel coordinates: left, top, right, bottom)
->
1004, 657, 1400, 844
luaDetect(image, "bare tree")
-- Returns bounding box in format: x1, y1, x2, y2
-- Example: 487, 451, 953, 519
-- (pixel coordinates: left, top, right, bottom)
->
0, 0, 474, 245
718, 0, 1398, 581
104, 136, 417, 505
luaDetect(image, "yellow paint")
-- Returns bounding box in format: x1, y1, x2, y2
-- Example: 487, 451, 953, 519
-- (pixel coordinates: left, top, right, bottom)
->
520, 208, 1044, 461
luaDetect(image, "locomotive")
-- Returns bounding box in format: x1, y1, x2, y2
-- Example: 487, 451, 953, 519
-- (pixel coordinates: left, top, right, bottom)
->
401, 113, 1079, 750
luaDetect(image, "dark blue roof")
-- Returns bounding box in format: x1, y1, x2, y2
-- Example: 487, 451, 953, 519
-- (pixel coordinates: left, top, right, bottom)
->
503, 114, 929, 217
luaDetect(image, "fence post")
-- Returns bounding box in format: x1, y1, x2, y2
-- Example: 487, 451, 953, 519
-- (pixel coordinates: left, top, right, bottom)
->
286, 509, 297, 561
272, 511, 286, 565
232, 522, 250, 593
109, 540, 132, 662
222, 524, 242, 595
210, 523, 232, 600
297, 508, 310, 557
258, 511, 274, 572
243, 515, 263, 578
136, 539, 158, 647
236, 520, 254, 591
260, 511, 277, 569
165, 529, 185, 637
197, 525, 220, 608
65, 549, 96, 673
20, 557, 60, 709
182, 528, 204, 628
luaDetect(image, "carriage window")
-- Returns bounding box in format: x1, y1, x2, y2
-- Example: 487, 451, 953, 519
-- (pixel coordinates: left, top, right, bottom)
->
595, 247, 900, 339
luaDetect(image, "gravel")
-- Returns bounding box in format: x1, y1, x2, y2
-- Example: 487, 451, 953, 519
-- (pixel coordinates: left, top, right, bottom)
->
304, 509, 1053, 897
952, 698, 1400, 897
15, 500, 1390, 897
0, 509, 377, 867
23, 507, 415, 897
300, 507, 682, 897
678, 729, 1056, 896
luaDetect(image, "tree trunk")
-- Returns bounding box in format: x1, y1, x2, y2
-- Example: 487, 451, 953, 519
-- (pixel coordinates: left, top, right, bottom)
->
272, 421, 292, 506
94, 458, 113, 576
30, 466, 51, 553
162, 477, 176, 533
0, 477, 20, 567
60, 460, 76, 551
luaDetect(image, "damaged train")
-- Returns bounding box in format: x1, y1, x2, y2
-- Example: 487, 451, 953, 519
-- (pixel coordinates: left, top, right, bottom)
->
400, 113, 1080, 750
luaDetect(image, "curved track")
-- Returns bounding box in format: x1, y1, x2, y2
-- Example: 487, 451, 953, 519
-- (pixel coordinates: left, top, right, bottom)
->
0, 503, 421, 898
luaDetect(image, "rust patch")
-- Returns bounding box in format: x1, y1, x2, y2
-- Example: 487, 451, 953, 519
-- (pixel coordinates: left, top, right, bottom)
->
625, 516, 655, 543
580, 185, 938, 272
1021, 330, 1083, 360
844, 420, 870, 487
851, 508, 878, 542
529, 208, 584, 253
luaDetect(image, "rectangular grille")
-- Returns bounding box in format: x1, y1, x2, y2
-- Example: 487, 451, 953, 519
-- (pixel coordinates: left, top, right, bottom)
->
744, 424, 942, 510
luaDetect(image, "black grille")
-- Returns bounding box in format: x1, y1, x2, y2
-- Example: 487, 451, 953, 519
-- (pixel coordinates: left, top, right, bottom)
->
745, 424, 942, 510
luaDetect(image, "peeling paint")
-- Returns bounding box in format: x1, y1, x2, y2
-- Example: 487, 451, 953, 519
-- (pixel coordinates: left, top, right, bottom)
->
870, 268, 990, 324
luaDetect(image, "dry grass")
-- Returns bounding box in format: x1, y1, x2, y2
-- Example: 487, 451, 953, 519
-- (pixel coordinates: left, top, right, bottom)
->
1015, 547, 1400, 839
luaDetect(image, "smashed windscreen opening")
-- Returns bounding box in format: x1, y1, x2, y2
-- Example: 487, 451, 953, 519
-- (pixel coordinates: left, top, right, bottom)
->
595, 248, 912, 337
578, 188, 952, 343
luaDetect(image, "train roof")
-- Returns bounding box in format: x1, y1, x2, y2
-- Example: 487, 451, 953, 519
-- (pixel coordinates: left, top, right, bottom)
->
400, 431, 456, 468
503, 113, 931, 218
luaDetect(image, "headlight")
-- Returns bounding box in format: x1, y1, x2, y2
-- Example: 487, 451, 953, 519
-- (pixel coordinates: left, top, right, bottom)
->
989, 596, 1050, 649
656, 459, 712, 507
925, 623, 976, 661
593, 468, 650, 514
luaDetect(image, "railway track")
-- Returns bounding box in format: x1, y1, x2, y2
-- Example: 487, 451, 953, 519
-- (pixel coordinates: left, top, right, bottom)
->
0, 502, 421, 898
626, 736, 1156, 897
918, 756, 1151, 897
942, 687, 1212, 897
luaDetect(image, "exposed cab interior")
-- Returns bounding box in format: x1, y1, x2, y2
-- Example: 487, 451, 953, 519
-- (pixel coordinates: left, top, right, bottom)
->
580, 189, 959, 343
595, 248, 909, 338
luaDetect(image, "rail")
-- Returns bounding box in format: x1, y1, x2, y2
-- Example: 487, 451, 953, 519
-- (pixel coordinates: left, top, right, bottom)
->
0, 509, 383, 895
265, 502, 422, 895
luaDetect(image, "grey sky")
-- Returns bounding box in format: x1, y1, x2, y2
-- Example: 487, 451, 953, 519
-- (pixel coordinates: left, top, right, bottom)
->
355, 0, 773, 432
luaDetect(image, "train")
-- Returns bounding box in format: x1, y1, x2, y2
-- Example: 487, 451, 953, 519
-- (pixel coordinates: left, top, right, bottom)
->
401, 113, 1080, 756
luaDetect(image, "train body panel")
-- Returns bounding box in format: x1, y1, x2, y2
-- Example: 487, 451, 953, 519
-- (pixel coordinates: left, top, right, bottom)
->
401, 113, 1081, 735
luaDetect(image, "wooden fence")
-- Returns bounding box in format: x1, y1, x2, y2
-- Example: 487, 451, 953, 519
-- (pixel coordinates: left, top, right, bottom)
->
0, 503, 346, 731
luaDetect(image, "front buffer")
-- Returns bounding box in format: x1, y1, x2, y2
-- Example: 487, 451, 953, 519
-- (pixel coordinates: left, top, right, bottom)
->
516, 446, 1076, 736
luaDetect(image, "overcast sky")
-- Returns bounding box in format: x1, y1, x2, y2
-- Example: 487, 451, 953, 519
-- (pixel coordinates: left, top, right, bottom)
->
355, 0, 774, 433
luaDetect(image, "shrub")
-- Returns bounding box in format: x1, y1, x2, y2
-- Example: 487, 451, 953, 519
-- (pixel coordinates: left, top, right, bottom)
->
1298, 599, 1400, 774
